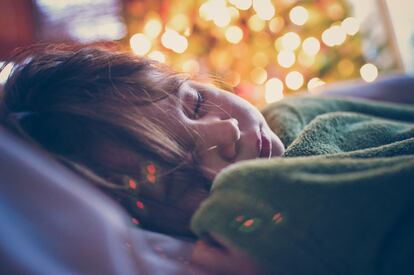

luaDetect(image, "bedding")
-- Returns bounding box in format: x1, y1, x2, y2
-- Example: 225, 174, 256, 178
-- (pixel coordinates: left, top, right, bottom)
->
0, 126, 206, 275
191, 97, 414, 275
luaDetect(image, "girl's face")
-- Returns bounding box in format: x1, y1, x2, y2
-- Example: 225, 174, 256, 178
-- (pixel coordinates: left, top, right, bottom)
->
140, 81, 285, 180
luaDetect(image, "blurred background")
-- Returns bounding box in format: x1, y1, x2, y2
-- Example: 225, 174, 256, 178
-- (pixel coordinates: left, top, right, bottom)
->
0, 0, 412, 108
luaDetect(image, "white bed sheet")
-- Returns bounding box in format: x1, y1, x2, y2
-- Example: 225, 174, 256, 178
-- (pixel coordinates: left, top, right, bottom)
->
0, 126, 208, 275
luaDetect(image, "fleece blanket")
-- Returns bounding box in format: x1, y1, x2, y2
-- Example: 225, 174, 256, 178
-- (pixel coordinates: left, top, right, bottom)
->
191, 97, 414, 275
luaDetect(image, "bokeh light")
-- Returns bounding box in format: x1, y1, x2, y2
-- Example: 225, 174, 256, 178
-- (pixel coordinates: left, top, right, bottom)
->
302, 37, 320, 56
265, 78, 284, 103
130, 33, 151, 55
120, 0, 371, 106
229, 0, 252, 11
248, 14, 266, 32
144, 18, 163, 39
277, 50, 296, 68
225, 26, 244, 44
307, 77, 326, 93
148, 50, 166, 63
285, 71, 304, 90
250, 67, 268, 84
268, 17, 284, 33
253, 0, 275, 21
289, 6, 309, 26
281, 32, 301, 50
169, 14, 189, 32
341, 17, 360, 36
161, 29, 188, 53
360, 63, 379, 82
213, 7, 232, 27
322, 25, 346, 47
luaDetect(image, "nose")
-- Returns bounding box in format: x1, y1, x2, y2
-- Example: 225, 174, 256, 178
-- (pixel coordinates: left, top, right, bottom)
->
196, 118, 240, 160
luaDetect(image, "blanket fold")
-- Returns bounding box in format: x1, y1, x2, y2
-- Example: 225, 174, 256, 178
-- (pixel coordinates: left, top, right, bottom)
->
191, 97, 414, 275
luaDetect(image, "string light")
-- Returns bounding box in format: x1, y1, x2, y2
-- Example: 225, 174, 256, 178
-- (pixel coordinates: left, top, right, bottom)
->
136, 200, 145, 209
123, 0, 369, 107
144, 18, 163, 39
225, 26, 243, 44
341, 17, 360, 36
229, 0, 252, 10
265, 78, 284, 103
228, 6, 240, 20
307, 77, 326, 92
289, 6, 309, 26
128, 179, 137, 189
285, 71, 304, 90
360, 63, 378, 82
321, 25, 346, 47
281, 31, 301, 51
277, 50, 296, 68
213, 7, 232, 27
250, 67, 268, 84
272, 212, 283, 223
130, 33, 151, 56
161, 29, 188, 53
253, 0, 275, 21
148, 50, 166, 63
248, 14, 265, 32
268, 17, 284, 33
302, 37, 320, 56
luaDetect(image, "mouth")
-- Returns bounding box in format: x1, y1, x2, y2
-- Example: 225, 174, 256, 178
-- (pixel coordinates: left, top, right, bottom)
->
258, 129, 271, 158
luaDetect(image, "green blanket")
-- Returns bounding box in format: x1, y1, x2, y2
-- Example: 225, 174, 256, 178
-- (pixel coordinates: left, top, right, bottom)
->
191, 97, 414, 275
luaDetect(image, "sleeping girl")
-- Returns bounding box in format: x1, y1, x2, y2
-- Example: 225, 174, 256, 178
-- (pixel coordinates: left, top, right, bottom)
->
1, 45, 413, 275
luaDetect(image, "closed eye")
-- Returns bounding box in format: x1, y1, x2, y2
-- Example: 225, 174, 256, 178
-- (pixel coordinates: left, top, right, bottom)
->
194, 90, 205, 118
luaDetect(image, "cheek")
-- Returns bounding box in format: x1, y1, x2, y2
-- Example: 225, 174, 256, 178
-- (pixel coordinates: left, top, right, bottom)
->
198, 150, 231, 180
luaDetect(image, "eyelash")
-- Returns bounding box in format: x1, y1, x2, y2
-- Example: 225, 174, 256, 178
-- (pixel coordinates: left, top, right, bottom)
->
194, 91, 205, 118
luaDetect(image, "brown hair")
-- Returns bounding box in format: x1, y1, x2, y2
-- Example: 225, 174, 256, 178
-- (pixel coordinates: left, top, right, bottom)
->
0, 44, 210, 236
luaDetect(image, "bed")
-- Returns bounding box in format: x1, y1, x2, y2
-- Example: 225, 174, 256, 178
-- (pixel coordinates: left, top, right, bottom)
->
0, 125, 209, 275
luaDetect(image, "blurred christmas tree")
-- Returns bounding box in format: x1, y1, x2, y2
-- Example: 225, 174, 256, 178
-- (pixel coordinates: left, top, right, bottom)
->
122, 0, 375, 108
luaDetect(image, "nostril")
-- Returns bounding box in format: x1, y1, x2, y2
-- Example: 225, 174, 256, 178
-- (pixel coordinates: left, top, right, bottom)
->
219, 142, 238, 162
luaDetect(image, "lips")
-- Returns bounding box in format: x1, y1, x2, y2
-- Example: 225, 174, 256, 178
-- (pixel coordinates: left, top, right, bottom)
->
258, 129, 271, 158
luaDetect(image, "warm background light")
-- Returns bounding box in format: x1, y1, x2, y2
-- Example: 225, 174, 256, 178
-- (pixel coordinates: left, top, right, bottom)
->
230, 0, 252, 11
285, 71, 304, 90
148, 50, 166, 63
277, 50, 296, 68
144, 19, 163, 39
307, 77, 326, 93
281, 32, 301, 50
119, 0, 381, 108
360, 63, 379, 82
302, 37, 320, 55
341, 17, 360, 36
265, 78, 284, 103
130, 33, 151, 55
289, 6, 309, 26
225, 26, 244, 44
